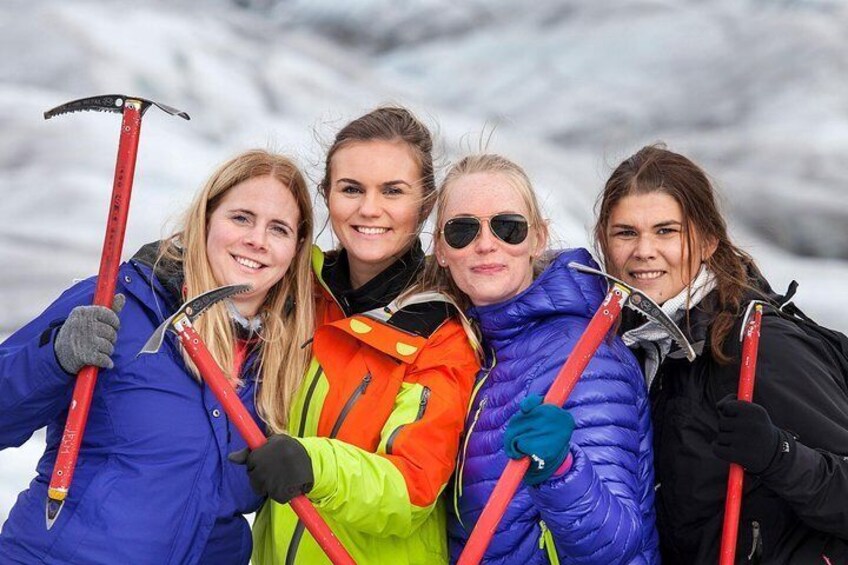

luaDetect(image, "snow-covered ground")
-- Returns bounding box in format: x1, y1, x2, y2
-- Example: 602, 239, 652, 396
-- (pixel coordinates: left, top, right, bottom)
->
3, 0, 847, 526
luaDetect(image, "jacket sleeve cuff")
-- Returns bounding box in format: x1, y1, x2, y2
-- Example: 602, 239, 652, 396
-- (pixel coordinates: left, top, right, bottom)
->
759, 429, 797, 479
529, 446, 588, 503
552, 452, 574, 477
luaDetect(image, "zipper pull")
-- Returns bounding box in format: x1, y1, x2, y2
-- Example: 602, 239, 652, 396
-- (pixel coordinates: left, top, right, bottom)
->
538, 520, 548, 549
747, 520, 762, 562
416, 387, 431, 419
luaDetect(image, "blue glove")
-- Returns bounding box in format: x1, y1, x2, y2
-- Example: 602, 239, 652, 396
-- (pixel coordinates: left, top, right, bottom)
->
503, 394, 575, 485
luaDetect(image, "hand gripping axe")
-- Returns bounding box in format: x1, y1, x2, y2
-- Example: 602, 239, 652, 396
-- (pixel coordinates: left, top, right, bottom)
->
140, 284, 356, 565
45, 95, 189, 529
457, 262, 696, 565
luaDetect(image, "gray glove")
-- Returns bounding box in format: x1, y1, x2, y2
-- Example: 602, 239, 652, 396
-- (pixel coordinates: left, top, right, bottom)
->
54, 294, 125, 374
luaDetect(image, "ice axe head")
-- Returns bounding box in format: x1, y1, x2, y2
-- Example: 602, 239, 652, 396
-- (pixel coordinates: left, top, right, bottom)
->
569, 262, 696, 361
44, 94, 190, 121
739, 300, 768, 342
139, 284, 251, 355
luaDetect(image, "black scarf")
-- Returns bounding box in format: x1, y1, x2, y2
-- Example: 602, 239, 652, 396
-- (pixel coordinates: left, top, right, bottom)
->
321, 240, 425, 316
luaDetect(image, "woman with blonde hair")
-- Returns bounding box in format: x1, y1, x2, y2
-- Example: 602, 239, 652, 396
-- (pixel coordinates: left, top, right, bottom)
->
436, 154, 659, 563
237, 107, 480, 564
0, 149, 314, 564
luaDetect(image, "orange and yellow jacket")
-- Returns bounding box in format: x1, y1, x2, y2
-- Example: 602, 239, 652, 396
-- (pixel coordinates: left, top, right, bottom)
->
252, 248, 480, 564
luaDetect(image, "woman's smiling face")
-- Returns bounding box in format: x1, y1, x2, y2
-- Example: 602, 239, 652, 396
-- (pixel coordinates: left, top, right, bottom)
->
606, 191, 712, 304
327, 139, 424, 288
436, 172, 544, 307
206, 175, 300, 316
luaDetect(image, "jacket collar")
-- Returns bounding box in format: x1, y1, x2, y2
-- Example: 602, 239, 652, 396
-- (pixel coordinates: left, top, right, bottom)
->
317, 240, 425, 317
131, 240, 184, 310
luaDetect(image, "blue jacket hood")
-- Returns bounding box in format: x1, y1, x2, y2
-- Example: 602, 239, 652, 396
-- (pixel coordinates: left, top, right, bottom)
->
469, 248, 606, 345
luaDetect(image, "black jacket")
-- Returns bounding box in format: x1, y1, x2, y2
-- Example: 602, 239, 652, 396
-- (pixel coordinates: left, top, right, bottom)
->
638, 289, 848, 564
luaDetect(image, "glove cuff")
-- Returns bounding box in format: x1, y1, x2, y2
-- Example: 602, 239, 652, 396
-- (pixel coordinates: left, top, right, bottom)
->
758, 429, 796, 477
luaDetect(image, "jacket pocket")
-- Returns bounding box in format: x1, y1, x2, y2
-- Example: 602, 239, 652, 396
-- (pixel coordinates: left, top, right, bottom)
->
385, 385, 431, 455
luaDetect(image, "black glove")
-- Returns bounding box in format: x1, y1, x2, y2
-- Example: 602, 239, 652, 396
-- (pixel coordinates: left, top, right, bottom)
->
54, 294, 125, 374
228, 434, 314, 504
712, 394, 781, 474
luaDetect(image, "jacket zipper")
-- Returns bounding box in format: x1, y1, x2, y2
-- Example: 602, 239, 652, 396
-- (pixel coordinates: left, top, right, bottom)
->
452, 355, 495, 525
287, 372, 372, 564
297, 367, 324, 437
329, 373, 372, 438
538, 520, 560, 565
747, 520, 763, 563
386, 386, 431, 455
453, 395, 488, 530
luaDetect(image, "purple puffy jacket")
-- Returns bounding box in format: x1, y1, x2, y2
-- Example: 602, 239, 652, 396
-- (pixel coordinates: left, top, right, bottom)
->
448, 248, 659, 564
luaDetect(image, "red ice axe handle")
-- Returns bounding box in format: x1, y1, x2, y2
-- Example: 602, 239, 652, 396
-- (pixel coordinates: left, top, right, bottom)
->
47, 102, 143, 509
719, 304, 763, 565
457, 285, 630, 565
175, 321, 356, 565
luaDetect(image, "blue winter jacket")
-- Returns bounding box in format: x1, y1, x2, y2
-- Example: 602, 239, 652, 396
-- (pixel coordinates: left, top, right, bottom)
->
448, 249, 660, 564
0, 252, 263, 564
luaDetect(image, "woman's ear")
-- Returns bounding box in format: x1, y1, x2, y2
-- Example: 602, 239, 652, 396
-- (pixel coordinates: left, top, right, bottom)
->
434, 239, 447, 267
532, 220, 549, 258
702, 236, 718, 262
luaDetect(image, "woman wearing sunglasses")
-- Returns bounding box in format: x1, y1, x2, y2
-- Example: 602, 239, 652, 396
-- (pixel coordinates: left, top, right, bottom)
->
432, 154, 659, 563
238, 107, 480, 564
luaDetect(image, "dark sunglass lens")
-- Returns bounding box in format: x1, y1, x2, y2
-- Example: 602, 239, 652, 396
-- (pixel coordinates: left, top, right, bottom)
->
443, 218, 481, 248
491, 214, 529, 245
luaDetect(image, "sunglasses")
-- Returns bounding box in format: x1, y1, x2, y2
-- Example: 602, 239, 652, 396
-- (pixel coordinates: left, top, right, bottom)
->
441, 213, 531, 249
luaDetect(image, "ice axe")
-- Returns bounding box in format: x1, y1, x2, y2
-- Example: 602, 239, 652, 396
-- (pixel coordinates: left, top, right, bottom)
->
719, 301, 766, 565
457, 262, 695, 565
45, 94, 189, 529
140, 284, 356, 565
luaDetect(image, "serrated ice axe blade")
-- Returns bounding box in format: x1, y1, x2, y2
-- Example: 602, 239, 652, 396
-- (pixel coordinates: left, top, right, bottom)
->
139, 284, 251, 355
568, 262, 696, 361
44, 94, 190, 121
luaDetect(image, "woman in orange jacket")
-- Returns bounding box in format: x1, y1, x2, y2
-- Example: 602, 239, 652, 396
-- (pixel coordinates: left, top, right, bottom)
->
234, 107, 480, 564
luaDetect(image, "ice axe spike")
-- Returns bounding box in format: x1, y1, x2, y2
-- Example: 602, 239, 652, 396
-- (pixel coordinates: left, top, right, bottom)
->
46, 93, 189, 530
457, 261, 695, 565
44, 94, 190, 121
139, 285, 357, 565
140, 284, 251, 356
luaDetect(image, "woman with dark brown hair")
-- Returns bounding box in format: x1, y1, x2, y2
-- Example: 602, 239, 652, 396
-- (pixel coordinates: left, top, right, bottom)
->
238, 107, 479, 564
594, 144, 848, 564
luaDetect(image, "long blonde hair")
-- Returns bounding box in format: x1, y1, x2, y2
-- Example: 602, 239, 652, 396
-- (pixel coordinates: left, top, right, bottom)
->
160, 149, 314, 433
